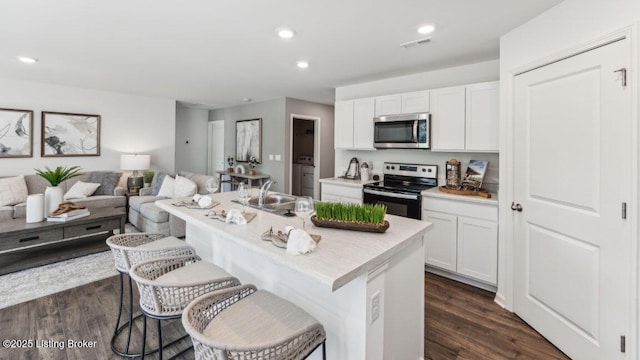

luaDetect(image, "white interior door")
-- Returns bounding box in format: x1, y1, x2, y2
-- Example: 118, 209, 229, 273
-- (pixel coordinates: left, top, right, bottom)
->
513, 38, 630, 359
208, 120, 225, 173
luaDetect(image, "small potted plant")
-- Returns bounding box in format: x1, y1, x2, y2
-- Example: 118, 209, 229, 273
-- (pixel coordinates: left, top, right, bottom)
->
248, 156, 259, 175
227, 156, 235, 172
34, 165, 82, 215
143, 171, 155, 188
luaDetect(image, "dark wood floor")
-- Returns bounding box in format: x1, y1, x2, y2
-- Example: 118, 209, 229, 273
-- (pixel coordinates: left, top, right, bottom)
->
0, 272, 569, 360
425, 273, 569, 359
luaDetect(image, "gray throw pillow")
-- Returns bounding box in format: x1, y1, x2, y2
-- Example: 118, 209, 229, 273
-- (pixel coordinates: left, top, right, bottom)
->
87, 171, 122, 195
151, 173, 168, 196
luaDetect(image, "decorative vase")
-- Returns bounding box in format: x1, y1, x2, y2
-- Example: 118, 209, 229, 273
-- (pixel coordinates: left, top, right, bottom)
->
26, 194, 45, 223
44, 186, 64, 217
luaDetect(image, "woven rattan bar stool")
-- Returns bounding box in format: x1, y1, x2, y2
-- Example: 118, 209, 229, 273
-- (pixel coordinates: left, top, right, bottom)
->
129, 254, 241, 360
106, 233, 197, 358
182, 284, 326, 360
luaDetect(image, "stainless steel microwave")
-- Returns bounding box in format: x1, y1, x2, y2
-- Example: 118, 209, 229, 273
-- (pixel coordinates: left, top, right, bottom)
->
373, 113, 430, 149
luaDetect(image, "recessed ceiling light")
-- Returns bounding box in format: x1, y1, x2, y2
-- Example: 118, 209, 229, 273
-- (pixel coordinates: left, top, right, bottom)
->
296, 61, 309, 69
277, 28, 296, 39
417, 24, 436, 34
17, 56, 38, 64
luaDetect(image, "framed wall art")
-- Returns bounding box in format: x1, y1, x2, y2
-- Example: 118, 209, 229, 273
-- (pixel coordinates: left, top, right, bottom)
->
235, 118, 262, 163
41, 111, 100, 157
0, 108, 33, 158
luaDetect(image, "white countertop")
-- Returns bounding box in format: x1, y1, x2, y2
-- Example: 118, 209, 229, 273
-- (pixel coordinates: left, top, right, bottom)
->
422, 186, 498, 206
156, 192, 431, 292
319, 177, 378, 188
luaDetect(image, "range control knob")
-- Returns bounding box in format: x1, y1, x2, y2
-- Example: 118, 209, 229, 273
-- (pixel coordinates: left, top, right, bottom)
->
386, 165, 390, 170
391, 166, 395, 170
422, 168, 426, 172
428, 168, 432, 172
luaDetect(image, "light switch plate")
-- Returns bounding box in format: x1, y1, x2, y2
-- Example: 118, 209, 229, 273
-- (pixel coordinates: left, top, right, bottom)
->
269, 154, 274, 161
275, 154, 281, 161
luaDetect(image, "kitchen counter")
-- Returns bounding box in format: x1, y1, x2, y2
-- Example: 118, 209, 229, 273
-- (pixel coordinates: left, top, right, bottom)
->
422, 186, 498, 206
156, 191, 430, 360
319, 177, 377, 187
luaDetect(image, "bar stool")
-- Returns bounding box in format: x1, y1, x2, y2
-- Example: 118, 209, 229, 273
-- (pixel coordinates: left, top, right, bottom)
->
129, 255, 241, 359
106, 233, 197, 358
182, 284, 327, 360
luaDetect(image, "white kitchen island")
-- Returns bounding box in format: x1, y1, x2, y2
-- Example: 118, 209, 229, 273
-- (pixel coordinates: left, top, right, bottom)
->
156, 192, 431, 360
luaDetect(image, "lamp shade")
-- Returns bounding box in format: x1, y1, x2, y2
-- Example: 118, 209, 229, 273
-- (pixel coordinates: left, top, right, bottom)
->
120, 154, 150, 171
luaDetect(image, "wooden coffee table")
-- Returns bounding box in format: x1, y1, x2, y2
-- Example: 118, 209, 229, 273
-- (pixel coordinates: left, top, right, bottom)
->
0, 207, 126, 275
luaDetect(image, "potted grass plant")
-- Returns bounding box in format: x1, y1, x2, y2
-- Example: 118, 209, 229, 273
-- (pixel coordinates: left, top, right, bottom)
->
35, 165, 82, 215
311, 202, 389, 233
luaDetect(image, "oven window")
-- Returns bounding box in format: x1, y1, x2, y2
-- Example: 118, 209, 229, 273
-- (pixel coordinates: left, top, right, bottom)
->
375, 121, 414, 143
378, 201, 409, 218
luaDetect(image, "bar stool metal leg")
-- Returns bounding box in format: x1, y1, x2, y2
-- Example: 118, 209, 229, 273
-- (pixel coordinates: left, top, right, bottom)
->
110, 272, 159, 358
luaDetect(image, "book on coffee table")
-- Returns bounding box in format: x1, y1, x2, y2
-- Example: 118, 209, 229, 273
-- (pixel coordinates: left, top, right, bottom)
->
47, 208, 90, 222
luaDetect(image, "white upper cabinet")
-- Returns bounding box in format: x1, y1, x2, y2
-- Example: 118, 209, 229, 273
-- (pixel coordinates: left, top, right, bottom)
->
375, 90, 429, 116
430, 86, 466, 151
430, 81, 499, 152
334, 98, 375, 150
334, 101, 355, 148
465, 82, 499, 151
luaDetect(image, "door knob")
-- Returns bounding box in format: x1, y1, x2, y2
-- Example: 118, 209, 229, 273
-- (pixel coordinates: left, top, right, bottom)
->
511, 202, 523, 212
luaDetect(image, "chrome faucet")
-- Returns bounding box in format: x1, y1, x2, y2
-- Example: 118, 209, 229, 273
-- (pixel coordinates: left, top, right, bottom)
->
258, 180, 276, 207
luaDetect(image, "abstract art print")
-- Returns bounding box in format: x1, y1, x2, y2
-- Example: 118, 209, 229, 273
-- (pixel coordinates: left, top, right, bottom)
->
235, 118, 261, 163
41, 112, 100, 157
0, 108, 33, 158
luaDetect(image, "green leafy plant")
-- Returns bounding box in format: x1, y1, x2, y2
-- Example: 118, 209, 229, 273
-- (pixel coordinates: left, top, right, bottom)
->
314, 202, 386, 224
34, 165, 82, 186
143, 171, 155, 184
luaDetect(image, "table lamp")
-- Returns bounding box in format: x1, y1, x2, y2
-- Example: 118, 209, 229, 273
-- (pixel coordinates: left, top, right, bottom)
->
120, 154, 150, 194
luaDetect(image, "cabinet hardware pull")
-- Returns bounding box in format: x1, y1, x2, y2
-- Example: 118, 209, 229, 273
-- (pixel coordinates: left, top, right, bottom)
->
510, 202, 523, 212
19, 236, 40, 242
86, 225, 102, 230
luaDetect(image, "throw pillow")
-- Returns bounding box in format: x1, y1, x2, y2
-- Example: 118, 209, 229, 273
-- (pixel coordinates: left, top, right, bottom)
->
174, 175, 198, 198
156, 175, 175, 198
151, 173, 168, 196
0, 175, 28, 206
86, 171, 122, 195
63, 181, 102, 200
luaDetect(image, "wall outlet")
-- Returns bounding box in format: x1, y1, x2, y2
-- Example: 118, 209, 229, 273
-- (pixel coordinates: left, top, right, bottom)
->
269, 154, 274, 161
370, 291, 381, 324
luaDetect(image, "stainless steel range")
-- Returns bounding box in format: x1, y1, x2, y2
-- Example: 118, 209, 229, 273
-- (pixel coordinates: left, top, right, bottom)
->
363, 162, 438, 220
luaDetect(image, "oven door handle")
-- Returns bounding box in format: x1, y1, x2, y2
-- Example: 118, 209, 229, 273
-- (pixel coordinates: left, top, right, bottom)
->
363, 189, 420, 200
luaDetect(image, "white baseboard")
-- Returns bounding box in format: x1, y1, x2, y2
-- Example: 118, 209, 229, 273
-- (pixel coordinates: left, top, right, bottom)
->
425, 266, 497, 293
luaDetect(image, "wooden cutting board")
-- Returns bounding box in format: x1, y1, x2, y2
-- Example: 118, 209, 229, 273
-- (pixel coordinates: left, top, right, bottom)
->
438, 186, 492, 198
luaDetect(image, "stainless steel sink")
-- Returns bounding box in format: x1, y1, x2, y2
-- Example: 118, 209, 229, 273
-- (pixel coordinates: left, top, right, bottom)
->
248, 193, 297, 208
232, 192, 297, 215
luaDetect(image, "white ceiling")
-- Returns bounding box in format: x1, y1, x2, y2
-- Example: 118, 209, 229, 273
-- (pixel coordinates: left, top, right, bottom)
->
0, 0, 562, 109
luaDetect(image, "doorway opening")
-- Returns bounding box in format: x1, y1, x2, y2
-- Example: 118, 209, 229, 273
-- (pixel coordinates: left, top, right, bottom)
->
289, 115, 320, 198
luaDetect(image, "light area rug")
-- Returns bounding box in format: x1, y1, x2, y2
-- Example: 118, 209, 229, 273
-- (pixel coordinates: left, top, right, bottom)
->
0, 223, 140, 309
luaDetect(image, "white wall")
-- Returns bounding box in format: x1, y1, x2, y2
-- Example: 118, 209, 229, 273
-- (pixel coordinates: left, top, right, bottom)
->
175, 104, 209, 174
0, 78, 176, 177
334, 59, 500, 189
336, 59, 499, 101
498, 0, 640, 347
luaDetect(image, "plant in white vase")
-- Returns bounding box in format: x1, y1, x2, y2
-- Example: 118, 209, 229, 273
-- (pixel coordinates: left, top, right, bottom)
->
35, 165, 82, 216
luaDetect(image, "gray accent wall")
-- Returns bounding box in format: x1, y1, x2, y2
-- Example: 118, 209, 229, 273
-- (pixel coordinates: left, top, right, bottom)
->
209, 98, 287, 193
208, 97, 334, 195
175, 103, 209, 174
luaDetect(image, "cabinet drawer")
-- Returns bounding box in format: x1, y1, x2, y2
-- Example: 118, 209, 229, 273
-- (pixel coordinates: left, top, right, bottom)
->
423, 197, 497, 222
321, 183, 362, 199
0, 228, 64, 252
64, 219, 121, 238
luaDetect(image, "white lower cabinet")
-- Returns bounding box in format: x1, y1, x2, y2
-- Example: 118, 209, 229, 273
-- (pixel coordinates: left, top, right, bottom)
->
423, 196, 498, 286
320, 182, 362, 204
